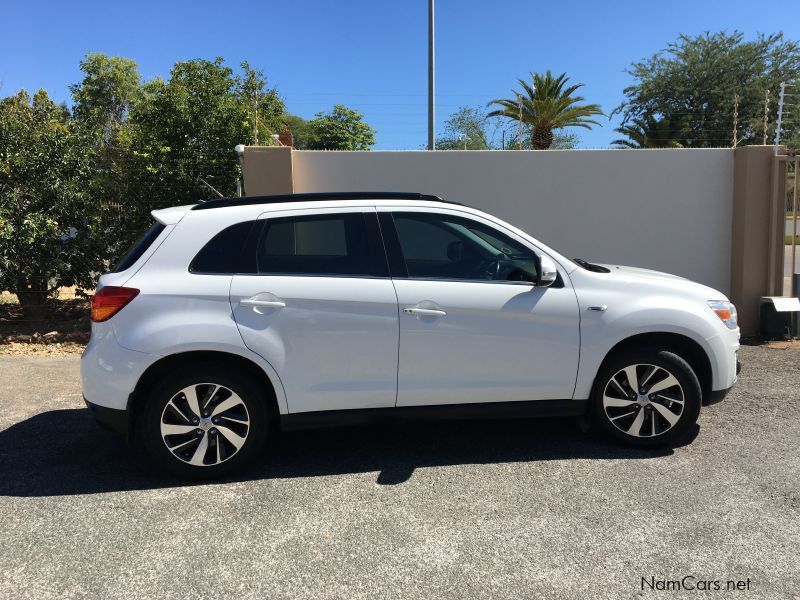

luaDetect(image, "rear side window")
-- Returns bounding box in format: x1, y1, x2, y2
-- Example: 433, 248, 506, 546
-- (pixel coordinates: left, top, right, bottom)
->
190, 221, 256, 274
257, 213, 382, 277
112, 222, 165, 272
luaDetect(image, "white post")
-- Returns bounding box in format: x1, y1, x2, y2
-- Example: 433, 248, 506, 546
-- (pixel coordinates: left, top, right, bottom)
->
774, 82, 785, 154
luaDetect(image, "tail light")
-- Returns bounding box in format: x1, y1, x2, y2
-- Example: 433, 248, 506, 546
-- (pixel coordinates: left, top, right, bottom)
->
91, 286, 140, 322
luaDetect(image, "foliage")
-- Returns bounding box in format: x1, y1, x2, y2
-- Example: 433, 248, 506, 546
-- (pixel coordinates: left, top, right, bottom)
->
617, 31, 800, 148
69, 53, 141, 147
488, 71, 603, 149
281, 114, 313, 149
304, 105, 376, 150
0, 90, 101, 318
110, 58, 285, 257
502, 129, 580, 150
612, 115, 688, 148
436, 106, 494, 150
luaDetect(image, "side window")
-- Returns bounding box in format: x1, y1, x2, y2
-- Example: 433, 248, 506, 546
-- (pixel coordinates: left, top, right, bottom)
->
257, 213, 382, 276
190, 221, 256, 274
392, 213, 539, 283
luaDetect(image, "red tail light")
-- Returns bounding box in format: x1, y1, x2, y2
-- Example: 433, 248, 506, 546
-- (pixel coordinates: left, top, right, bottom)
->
91, 286, 140, 322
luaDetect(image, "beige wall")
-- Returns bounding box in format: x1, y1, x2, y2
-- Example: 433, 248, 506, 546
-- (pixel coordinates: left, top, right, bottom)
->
241, 146, 788, 335
290, 149, 735, 294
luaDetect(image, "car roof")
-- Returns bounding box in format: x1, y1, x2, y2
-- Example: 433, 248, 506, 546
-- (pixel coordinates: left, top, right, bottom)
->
190, 192, 462, 211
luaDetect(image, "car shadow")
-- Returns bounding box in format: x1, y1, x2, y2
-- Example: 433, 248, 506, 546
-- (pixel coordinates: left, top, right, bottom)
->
0, 408, 696, 497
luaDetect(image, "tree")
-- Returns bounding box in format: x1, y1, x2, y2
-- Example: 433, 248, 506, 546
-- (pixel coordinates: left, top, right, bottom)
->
488, 71, 603, 149
0, 90, 101, 319
69, 53, 141, 147
503, 129, 580, 150
436, 106, 494, 150
305, 105, 376, 150
113, 58, 285, 256
281, 114, 313, 149
617, 31, 800, 148
612, 115, 688, 148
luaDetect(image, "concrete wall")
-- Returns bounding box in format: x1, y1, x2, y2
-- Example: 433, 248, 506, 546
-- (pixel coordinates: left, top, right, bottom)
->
290, 149, 734, 293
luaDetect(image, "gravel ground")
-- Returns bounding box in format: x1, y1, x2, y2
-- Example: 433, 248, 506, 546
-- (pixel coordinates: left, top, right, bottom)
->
0, 345, 798, 600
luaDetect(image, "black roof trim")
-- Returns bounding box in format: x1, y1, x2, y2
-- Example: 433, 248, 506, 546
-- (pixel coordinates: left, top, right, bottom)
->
191, 191, 452, 211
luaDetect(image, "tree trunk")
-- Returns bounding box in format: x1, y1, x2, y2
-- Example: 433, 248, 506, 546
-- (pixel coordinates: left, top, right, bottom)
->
532, 126, 553, 150
15, 276, 49, 322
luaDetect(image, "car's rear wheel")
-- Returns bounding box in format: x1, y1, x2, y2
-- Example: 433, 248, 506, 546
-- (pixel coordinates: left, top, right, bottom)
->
141, 366, 269, 479
591, 349, 701, 447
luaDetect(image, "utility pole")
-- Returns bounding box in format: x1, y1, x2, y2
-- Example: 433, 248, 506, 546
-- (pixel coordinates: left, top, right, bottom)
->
517, 93, 522, 149
732, 93, 740, 148
427, 0, 435, 150
763, 89, 770, 145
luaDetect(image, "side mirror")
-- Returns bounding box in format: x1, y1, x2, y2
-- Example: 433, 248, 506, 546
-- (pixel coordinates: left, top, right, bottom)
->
538, 255, 558, 287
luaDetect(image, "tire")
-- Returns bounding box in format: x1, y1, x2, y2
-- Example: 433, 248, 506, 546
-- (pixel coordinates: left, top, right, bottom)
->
140, 364, 269, 479
591, 349, 701, 447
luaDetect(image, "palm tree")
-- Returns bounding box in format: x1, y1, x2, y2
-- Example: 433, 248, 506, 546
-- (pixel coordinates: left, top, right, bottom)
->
488, 71, 603, 149
612, 115, 687, 149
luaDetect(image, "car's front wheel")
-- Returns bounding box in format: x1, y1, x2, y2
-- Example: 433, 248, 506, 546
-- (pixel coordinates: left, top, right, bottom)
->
141, 365, 269, 478
591, 349, 701, 447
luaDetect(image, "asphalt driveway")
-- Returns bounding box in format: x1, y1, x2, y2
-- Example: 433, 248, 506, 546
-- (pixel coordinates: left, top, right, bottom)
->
0, 345, 798, 599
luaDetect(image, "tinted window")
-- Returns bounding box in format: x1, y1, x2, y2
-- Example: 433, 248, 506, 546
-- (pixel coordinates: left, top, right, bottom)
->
392, 213, 538, 283
112, 222, 165, 272
257, 213, 378, 276
190, 221, 256, 274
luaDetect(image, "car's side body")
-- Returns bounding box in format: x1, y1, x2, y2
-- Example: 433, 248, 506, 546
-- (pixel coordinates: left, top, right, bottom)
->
81, 195, 739, 448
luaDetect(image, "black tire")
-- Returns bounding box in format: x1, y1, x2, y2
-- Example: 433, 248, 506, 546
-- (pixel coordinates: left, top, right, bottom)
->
591, 348, 701, 447
140, 364, 269, 479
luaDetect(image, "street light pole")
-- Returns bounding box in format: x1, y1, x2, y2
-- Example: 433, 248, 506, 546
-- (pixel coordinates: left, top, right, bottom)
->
427, 0, 435, 150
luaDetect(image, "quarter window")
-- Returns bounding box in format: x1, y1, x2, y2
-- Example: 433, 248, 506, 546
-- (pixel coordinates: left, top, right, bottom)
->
190, 221, 256, 274
257, 213, 380, 276
392, 213, 539, 283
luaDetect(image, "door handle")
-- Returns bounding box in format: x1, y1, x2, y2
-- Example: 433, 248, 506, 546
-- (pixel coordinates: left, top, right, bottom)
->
240, 297, 286, 309
403, 307, 446, 318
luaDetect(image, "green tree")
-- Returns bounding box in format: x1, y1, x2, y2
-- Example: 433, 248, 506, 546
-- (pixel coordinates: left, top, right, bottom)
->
617, 31, 800, 148
612, 115, 688, 148
436, 106, 493, 150
488, 71, 603, 149
281, 114, 312, 149
502, 128, 580, 150
305, 105, 376, 150
0, 90, 101, 319
114, 58, 285, 256
69, 53, 141, 147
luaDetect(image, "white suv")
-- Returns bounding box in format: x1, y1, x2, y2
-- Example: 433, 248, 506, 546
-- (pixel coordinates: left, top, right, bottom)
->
82, 192, 740, 478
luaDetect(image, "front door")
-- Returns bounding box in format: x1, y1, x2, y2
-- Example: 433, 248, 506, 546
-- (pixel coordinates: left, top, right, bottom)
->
381, 209, 581, 407
231, 207, 399, 413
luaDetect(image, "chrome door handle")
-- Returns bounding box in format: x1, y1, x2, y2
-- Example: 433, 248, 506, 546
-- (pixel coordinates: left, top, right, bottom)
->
240, 298, 286, 309
403, 307, 446, 318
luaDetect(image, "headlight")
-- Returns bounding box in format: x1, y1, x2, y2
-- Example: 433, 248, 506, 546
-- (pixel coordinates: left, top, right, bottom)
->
708, 300, 738, 329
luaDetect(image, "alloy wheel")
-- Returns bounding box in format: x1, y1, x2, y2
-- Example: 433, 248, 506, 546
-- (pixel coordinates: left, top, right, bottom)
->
601, 363, 685, 438
160, 383, 250, 466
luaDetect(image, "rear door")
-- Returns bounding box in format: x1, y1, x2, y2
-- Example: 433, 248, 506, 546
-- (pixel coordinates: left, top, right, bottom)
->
230, 207, 399, 413
379, 208, 581, 407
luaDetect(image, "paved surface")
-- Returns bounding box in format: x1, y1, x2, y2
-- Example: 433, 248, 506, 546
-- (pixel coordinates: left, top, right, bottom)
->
0, 346, 798, 600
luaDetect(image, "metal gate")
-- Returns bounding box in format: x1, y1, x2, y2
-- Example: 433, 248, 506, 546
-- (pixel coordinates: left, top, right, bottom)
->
780, 155, 799, 296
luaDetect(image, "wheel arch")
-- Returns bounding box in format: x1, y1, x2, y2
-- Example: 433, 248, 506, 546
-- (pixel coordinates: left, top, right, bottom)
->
593, 332, 713, 405
127, 350, 282, 442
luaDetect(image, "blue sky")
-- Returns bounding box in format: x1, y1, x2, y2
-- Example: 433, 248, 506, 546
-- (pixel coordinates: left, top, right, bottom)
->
2, 0, 798, 149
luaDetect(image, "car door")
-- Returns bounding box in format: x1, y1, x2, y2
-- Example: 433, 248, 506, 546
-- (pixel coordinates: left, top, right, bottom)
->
379, 208, 580, 407
230, 207, 399, 413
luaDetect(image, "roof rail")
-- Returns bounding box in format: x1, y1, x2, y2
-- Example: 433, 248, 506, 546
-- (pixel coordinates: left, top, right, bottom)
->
191, 191, 451, 211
